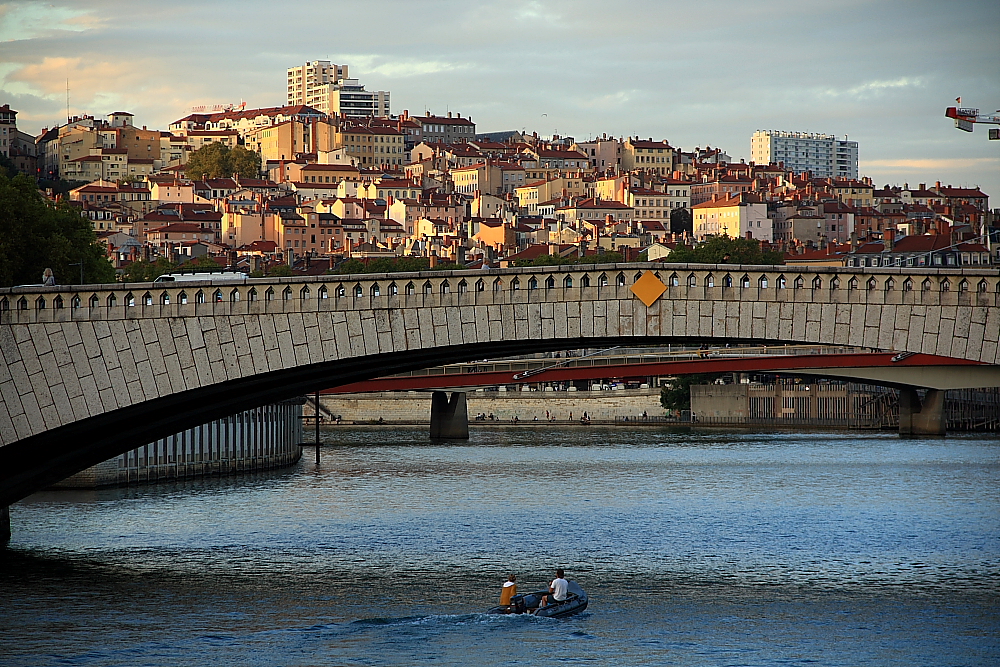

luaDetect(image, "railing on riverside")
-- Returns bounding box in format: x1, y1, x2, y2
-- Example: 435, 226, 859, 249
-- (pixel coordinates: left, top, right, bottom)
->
381, 345, 867, 379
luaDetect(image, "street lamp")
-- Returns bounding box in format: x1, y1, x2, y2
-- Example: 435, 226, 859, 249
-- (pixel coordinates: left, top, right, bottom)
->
68, 260, 84, 284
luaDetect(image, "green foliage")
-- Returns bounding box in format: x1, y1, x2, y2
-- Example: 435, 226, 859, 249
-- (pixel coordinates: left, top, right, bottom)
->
665, 235, 783, 265
514, 253, 577, 267
178, 255, 224, 271
514, 250, 623, 267
184, 143, 261, 180
37, 178, 88, 196
330, 256, 435, 275
120, 258, 177, 283
0, 152, 17, 179
0, 173, 116, 286
660, 373, 725, 411
266, 264, 294, 277
581, 250, 624, 264
120, 255, 225, 283
669, 207, 692, 234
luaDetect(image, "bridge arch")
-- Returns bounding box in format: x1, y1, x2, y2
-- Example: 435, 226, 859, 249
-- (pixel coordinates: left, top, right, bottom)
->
1, 262, 998, 504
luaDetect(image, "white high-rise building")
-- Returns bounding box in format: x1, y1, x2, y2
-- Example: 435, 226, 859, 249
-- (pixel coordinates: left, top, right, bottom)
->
286, 61, 390, 118
751, 130, 858, 179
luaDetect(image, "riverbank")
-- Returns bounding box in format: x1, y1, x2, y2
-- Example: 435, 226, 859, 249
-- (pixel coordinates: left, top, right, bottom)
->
317, 388, 664, 423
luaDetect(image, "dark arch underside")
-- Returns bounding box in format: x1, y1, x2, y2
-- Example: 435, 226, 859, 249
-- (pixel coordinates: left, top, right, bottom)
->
2, 334, 791, 505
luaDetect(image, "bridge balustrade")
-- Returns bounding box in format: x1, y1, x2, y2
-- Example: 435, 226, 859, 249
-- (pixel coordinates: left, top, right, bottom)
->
1, 264, 998, 325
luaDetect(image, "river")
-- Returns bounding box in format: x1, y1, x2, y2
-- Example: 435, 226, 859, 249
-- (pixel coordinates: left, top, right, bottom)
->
2, 427, 997, 666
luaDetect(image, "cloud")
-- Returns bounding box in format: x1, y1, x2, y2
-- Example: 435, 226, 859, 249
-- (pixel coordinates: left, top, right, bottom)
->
368, 60, 474, 79
862, 157, 1000, 171
819, 77, 925, 100
0, 2, 99, 41
6, 57, 148, 106
513, 0, 562, 24
580, 90, 640, 109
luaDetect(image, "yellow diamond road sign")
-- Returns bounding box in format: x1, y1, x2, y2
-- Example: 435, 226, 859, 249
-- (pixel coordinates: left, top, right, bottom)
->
630, 271, 667, 307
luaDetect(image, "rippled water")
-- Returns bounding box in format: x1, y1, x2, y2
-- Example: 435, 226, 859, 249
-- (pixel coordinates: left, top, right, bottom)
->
2, 427, 998, 666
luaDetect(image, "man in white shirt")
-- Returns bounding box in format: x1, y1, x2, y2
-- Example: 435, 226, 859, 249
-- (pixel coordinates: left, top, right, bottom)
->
540, 569, 569, 607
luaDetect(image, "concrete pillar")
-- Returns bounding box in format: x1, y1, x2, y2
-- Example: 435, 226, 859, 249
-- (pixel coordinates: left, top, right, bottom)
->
899, 388, 946, 435
430, 391, 469, 439
1, 506, 10, 545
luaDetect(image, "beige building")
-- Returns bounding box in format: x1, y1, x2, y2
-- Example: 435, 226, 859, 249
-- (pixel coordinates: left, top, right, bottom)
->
286, 61, 389, 118
621, 138, 674, 176
62, 148, 130, 182
246, 119, 338, 162
691, 196, 771, 241
360, 178, 421, 201
515, 177, 588, 215
556, 198, 634, 225
287, 61, 350, 108
170, 105, 328, 144
286, 162, 361, 185
573, 137, 621, 170
452, 162, 501, 196
334, 126, 405, 167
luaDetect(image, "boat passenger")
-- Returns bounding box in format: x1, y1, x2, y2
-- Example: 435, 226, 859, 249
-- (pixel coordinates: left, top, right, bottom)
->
540, 569, 569, 607
499, 574, 517, 607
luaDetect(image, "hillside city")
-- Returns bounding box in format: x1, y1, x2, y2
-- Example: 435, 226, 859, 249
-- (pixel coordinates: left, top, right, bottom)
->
1, 60, 995, 279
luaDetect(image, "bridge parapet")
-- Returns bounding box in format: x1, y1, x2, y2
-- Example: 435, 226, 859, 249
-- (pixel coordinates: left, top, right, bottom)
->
2, 264, 998, 327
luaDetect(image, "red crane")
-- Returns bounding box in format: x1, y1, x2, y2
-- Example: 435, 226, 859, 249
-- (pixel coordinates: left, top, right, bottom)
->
945, 99, 1000, 139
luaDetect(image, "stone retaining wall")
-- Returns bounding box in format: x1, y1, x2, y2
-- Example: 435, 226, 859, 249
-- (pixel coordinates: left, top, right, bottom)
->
54, 400, 303, 488
319, 389, 664, 423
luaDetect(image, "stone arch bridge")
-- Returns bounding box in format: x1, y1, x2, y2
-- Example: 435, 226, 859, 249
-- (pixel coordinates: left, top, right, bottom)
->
1, 262, 998, 505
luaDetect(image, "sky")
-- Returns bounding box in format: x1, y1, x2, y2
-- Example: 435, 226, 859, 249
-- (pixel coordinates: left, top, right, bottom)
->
2, 0, 998, 197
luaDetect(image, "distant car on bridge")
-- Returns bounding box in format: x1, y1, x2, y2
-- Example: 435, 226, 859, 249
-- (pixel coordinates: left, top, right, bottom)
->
153, 272, 248, 284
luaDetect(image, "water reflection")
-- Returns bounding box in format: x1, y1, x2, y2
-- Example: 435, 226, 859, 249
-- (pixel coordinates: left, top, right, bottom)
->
2, 427, 997, 666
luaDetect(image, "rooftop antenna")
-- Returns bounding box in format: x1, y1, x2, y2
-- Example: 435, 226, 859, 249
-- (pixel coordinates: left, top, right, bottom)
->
66, 78, 70, 124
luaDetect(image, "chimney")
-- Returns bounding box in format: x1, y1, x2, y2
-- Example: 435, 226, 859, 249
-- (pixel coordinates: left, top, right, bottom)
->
935, 180, 941, 190
885, 228, 895, 251
447, 111, 452, 118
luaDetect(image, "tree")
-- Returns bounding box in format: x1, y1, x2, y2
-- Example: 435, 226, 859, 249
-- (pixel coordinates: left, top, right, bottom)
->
229, 146, 261, 178
669, 207, 692, 234
514, 253, 577, 267
665, 235, 783, 265
0, 173, 116, 286
0, 152, 17, 179
184, 143, 261, 180
660, 373, 724, 411
177, 255, 224, 272
120, 258, 176, 283
514, 251, 623, 267
579, 250, 623, 264
266, 264, 293, 277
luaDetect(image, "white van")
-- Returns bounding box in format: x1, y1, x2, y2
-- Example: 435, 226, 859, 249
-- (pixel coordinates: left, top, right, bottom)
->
153, 272, 248, 284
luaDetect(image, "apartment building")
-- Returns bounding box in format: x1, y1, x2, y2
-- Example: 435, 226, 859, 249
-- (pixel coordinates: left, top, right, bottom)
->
334, 126, 406, 167
0, 103, 15, 157
691, 195, 771, 241
751, 130, 858, 179
246, 119, 338, 162
573, 137, 621, 170
286, 61, 389, 118
411, 112, 476, 144
621, 138, 674, 176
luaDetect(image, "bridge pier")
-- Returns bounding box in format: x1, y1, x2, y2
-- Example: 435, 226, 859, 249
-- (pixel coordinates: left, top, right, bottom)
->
1, 506, 9, 545
899, 388, 946, 435
430, 391, 469, 439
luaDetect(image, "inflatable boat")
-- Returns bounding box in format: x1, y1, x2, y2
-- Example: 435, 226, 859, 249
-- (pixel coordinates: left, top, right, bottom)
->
486, 580, 588, 618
